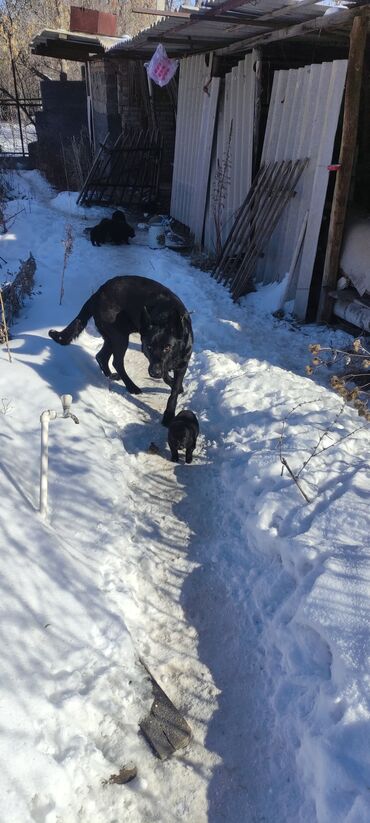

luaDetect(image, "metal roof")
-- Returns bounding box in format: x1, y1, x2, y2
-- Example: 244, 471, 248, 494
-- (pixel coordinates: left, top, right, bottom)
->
30, 1, 366, 61
107, 0, 363, 57
30, 28, 131, 62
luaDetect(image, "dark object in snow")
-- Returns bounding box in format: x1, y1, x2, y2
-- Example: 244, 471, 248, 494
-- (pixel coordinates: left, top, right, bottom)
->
139, 666, 191, 760
148, 441, 160, 455
89, 210, 135, 247
167, 410, 199, 464
48, 275, 193, 426
102, 763, 137, 785
0, 253, 36, 342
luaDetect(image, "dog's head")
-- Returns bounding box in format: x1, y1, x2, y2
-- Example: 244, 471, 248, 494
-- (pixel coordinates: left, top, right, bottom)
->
140, 304, 186, 379
112, 210, 127, 224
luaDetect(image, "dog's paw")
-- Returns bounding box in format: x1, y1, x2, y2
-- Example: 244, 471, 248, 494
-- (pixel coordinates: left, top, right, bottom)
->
49, 329, 62, 343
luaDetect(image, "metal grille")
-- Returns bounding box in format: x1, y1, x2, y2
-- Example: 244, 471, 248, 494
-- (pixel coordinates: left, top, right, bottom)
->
77, 126, 163, 207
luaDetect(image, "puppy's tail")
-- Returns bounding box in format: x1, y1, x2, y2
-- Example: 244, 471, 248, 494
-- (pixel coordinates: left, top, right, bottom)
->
49, 294, 95, 346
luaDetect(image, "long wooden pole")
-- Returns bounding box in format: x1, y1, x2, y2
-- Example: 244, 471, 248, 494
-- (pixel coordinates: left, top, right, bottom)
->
317, 10, 368, 323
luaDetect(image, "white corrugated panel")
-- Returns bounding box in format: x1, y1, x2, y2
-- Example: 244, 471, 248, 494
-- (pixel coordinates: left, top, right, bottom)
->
172, 51, 255, 253
256, 59, 347, 318
170, 54, 211, 230
204, 52, 255, 253
193, 77, 221, 243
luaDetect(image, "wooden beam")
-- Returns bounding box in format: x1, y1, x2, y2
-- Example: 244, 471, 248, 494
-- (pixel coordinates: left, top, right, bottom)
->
146, 34, 240, 45
215, 5, 365, 55
209, 14, 288, 29
198, 0, 322, 23
200, 0, 260, 16
317, 10, 368, 323
131, 8, 192, 18
32, 46, 101, 60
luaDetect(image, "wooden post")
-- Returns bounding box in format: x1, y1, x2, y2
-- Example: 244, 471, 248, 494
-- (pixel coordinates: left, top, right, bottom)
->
317, 10, 368, 323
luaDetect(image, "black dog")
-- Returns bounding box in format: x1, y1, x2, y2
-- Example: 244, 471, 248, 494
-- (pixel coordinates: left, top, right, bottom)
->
90, 211, 135, 247
90, 218, 111, 247
168, 410, 199, 463
49, 275, 193, 426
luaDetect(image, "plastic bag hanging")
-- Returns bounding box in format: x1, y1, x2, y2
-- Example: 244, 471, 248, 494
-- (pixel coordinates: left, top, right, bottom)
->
145, 44, 179, 87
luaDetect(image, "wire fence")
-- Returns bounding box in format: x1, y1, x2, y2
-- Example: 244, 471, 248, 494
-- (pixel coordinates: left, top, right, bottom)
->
0, 98, 41, 156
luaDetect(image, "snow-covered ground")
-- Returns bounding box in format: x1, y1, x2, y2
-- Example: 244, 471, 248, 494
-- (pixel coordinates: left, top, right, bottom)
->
1, 171, 370, 823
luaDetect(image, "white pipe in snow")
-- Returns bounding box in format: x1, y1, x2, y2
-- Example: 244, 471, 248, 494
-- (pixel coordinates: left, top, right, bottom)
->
39, 395, 79, 518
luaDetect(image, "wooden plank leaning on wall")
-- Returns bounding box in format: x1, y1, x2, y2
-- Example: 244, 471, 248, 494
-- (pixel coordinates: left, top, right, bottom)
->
317, 9, 369, 323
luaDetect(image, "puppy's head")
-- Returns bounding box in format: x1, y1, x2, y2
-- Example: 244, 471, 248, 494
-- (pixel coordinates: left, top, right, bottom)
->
168, 411, 199, 452
169, 410, 199, 440
112, 210, 127, 224
140, 305, 183, 379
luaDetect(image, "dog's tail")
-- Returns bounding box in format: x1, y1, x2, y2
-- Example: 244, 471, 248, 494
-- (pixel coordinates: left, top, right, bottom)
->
49, 293, 95, 346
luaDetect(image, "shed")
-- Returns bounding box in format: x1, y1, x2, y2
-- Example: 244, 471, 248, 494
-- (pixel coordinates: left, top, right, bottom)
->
31, 1, 370, 327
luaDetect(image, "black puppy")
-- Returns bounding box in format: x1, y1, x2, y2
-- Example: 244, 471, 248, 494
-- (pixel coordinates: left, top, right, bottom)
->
168, 410, 199, 463
90, 211, 135, 247
111, 210, 135, 245
49, 275, 193, 425
90, 218, 111, 247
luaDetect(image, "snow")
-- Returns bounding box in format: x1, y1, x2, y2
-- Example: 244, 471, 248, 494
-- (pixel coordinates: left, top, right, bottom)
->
1, 170, 370, 823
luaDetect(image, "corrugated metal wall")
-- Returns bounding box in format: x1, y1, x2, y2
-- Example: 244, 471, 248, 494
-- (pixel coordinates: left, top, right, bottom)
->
171, 55, 347, 318
170, 54, 210, 233
204, 53, 255, 251
256, 60, 347, 318
171, 52, 255, 254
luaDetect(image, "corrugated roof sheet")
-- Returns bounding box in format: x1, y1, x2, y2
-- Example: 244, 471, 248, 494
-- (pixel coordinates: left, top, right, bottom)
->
30, 0, 364, 61
30, 28, 131, 61
105, 0, 359, 57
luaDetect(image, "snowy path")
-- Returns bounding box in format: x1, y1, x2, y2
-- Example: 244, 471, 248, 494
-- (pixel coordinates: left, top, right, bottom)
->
85, 342, 290, 822
1, 171, 370, 823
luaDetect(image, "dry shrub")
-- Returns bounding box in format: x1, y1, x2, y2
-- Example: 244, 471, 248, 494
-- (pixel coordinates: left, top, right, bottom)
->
34, 128, 91, 191
306, 338, 370, 421
0, 253, 36, 343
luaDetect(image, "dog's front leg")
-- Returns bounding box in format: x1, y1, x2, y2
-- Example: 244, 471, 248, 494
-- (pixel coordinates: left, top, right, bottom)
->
163, 372, 174, 389
163, 372, 184, 393
96, 340, 115, 378
162, 366, 187, 426
109, 330, 142, 394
